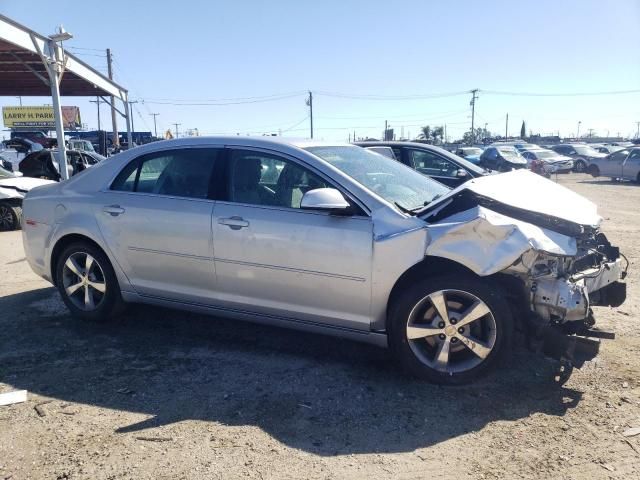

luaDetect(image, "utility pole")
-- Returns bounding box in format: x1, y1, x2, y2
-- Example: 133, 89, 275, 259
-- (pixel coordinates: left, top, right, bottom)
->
470, 89, 478, 144
307, 91, 314, 139
444, 124, 447, 143
106, 48, 119, 148
16, 96, 22, 106
149, 113, 159, 137
89, 97, 103, 131
505, 113, 509, 139
588, 128, 594, 138
577, 120, 582, 139
636, 121, 640, 139
384, 120, 388, 140
128, 100, 138, 133
173, 123, 181, 138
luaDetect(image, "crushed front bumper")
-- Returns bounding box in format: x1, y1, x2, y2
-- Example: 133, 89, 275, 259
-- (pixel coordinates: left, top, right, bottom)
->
531, 258, 626, 322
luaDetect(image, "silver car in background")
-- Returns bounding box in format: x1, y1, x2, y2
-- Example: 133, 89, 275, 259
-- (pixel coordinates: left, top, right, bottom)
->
587, 147, 640, 182
21, 137, 627, 384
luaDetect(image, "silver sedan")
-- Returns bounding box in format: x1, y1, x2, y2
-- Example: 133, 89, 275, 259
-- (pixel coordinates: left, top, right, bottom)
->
21, 137, 626, 384
588, 147, 640, 182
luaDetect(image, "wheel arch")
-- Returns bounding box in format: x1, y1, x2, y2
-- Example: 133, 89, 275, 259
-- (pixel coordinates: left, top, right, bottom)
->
386, 256, 476, 328
386, 256, 528, 332
50, 233, 109, 287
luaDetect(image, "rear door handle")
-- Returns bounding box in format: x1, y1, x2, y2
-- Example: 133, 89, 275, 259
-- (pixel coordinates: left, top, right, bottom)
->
218, 216, 249, 230
103, 205, 125, 216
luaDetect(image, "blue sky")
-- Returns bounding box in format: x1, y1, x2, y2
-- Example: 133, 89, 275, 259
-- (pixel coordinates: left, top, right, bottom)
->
2, 0, 640, 140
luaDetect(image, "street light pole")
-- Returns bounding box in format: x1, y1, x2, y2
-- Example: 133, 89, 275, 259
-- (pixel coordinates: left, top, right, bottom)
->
577, 121, 582, 139
128, 100, 138, 133
150, 113, 159, 137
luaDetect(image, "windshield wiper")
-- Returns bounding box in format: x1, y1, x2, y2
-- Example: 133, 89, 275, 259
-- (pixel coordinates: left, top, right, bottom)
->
394, 202, 417, 215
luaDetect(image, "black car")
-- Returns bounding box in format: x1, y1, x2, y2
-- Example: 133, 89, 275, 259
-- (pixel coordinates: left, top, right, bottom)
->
2, 137, 44, 154
355, 141, 489, 187
19, 149, 94, 181
549, 144, 606, 172
479, 146, 528, 172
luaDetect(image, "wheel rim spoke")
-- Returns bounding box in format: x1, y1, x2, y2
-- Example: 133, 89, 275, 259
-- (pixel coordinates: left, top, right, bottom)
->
456, 301, 490, 328
433, 338, 451, 370
428, 290, 449, 324
65, 257, 83, 278
457, 333, 492, 359
84, 285, 94, 308
406, 325, 443, 340
65, 282, 84, 296
85, 254, 94, 275
88, 281, 106, 293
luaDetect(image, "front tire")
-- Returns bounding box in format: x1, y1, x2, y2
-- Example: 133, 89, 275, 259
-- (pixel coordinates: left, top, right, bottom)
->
574, 159, 587, 172
587, 164, 600, 177
388, 274, 513, 384
0, 203, 21, 231
55, 242, 124, 322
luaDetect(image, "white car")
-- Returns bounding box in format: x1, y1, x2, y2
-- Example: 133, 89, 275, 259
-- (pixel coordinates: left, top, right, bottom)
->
0, 165, 54, 231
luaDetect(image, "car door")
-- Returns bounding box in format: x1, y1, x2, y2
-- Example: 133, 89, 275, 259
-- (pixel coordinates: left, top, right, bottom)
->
601, 149, 628, 177
622, 149, 640, 181
407, 148, 465, 187
211, 147, 373, 330
95, 147, 221, 303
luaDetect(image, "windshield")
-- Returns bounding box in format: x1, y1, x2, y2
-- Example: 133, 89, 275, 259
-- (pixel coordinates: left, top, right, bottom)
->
498, 147, 521, 159
574, 145, 599, 155
535, 150, 557, 159
306, 145, 450, 211
462, 148, 482, 155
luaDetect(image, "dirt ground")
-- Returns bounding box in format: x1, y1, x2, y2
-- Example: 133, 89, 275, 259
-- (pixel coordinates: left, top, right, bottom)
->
0, 173, 639, 480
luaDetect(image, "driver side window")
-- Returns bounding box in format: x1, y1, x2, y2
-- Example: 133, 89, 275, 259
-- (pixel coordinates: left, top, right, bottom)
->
409, 150, 458, 177
227, 150, 329, 209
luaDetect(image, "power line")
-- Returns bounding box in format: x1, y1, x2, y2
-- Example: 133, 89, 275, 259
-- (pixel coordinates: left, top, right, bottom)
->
482, 88, 640, 97
142, 92, 305, 106
315, 90, 470, 100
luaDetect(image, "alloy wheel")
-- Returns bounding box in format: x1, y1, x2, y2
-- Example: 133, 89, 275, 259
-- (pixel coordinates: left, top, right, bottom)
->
405, 289, 497, 374
61, 252, 107, 311
0, 205, 14, 231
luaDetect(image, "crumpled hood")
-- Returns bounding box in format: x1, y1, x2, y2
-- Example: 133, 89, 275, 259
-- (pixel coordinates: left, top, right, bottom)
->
0, 176, 55, 200
0, 176, 54, 191
424, 169, 601, 228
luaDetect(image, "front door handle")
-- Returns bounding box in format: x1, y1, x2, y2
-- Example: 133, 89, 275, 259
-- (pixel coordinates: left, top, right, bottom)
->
218, 216, 249, 230
103, 205, 125, 216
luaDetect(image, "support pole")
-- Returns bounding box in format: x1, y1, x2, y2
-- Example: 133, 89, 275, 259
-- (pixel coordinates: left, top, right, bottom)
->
107, 48, 119, 148
150, 113, 159, 137
470, 89, 478, 144
307, 91, 314, 139
47, 40, 68, 180
124, 96, 132, 149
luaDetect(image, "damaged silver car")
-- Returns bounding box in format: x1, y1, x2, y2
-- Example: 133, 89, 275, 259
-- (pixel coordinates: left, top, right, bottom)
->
21, 138, 627, 384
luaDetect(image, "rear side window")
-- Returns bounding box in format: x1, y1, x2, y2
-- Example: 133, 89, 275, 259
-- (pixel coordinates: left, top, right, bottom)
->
111, 148, 219, 199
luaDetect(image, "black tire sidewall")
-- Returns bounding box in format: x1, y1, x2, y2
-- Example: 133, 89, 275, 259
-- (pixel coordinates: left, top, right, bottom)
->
55, 242, 122, 322
0, 204, 19, 231
388, 274, 513, 385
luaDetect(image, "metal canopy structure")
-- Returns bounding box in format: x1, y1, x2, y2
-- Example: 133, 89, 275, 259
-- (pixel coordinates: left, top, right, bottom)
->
0, 14, 131, 179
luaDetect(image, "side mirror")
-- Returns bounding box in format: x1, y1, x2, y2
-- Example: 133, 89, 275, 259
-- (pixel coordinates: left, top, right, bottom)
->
456, 168, 468, 178
301, 188, 351, 214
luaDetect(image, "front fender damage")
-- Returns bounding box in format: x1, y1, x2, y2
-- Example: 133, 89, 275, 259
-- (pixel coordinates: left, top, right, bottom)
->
423, 205, 627, 376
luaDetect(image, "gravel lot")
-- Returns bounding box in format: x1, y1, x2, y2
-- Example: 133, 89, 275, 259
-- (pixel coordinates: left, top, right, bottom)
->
1, 173, 639, 480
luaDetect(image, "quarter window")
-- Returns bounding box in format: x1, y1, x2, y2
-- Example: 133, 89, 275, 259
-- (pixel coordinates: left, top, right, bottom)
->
227, 150, 329, 209
111, 149, 219, 199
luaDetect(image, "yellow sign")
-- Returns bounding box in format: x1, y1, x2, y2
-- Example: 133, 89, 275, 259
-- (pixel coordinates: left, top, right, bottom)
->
2, 106, 81, 129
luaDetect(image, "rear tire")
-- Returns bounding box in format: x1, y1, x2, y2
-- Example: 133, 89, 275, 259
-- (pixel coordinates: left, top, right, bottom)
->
0, 203, 21, 231
388, 274, 513, 385
574, 159, 587, 172
55, 242, 125, 322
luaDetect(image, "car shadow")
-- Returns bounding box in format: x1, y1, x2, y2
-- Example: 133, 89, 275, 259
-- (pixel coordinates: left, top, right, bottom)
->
1, 287, 583, 456
578, 178, 639, 185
